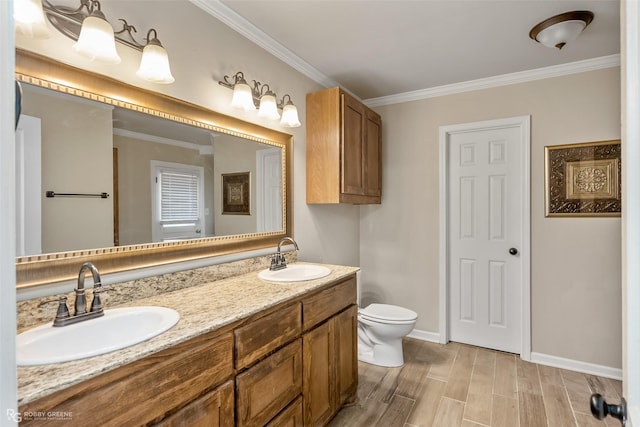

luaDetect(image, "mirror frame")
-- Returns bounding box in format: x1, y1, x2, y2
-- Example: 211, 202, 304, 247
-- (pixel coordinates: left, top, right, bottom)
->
15, 49, 293, 289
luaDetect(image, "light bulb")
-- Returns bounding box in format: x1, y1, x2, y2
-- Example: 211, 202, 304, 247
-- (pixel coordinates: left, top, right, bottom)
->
72, 12, 121, 64
258, 93, 280, 120
137, 43, 174, 84
14, 0, 50, 39
280, 102, 301, 127
231, 82, 256, 111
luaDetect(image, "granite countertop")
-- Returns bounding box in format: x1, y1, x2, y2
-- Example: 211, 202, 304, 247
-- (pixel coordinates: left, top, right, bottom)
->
18, 263, 360, 405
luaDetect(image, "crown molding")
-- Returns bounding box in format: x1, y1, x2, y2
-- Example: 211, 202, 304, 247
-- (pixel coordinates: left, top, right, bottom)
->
189, 0, 620, 108
364, 54, 621, 107
190, 0, 340, 91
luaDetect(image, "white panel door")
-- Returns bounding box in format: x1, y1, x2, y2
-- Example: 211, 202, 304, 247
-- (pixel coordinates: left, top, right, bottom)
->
448, 124, 523, 354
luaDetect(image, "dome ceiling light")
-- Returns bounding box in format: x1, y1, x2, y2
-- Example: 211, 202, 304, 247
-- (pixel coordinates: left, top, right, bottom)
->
529, 10, 594, 50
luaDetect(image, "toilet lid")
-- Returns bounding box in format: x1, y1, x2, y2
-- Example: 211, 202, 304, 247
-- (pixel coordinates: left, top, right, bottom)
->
359, 303, 418, 322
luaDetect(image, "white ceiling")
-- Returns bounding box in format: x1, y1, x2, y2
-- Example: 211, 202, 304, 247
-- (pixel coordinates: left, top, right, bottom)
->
195, 0, 620, 102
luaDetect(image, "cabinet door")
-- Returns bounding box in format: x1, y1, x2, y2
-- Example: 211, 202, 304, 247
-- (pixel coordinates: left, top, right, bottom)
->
155, 380, 234, 427
364, 110, 382, 198
302, 320, 335, 427
334, 305, 358, 407
341, 93, 366, 196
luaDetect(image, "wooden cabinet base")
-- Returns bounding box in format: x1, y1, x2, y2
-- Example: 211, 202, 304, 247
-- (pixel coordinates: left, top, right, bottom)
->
18, 273, 358, 426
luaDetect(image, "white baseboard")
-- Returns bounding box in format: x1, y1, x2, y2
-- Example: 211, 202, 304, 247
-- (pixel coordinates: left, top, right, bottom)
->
407, 328, 440, 343
530, 352, 622, 380
405, 331, 622, 380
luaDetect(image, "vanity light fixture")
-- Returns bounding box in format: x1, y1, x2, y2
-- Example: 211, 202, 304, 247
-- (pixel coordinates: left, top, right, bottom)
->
529, 10, 594, 50
14, 0, 175, 83
219, 71, 301, 128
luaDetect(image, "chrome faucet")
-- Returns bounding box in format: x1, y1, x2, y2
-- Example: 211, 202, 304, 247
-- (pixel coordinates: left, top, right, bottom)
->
52, 262, 105, 327
270, 237, 299, 271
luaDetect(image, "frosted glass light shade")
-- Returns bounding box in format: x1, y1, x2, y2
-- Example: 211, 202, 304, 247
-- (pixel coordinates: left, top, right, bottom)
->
258, 94, 280, 120
529, 11, 594, 50
231, 82, 256, 111
280, 103, 301, 127
14, 0, 50, 39
535, 20, 587, 49
136, 44, 174, 84
72, 14, 121, 63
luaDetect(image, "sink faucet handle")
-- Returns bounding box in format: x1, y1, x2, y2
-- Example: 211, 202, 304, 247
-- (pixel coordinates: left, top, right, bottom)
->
279, 252, 287, 267
90, 287, 104, 313
55, 297, 70, 324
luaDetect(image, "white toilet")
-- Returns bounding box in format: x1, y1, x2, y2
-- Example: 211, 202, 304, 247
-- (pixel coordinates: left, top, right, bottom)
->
357, 303, 418, 367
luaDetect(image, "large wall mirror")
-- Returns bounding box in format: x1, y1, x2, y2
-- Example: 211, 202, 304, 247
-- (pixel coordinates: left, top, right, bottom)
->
15, 49, 292, 289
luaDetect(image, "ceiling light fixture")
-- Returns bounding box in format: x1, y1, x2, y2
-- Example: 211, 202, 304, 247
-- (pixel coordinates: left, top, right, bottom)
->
14, 0, 175, 83
219, 72, 301, 128
529, 10, 594, 50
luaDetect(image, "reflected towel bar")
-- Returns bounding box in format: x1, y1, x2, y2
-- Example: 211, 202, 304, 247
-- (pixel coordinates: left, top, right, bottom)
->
46, 191, 109, 199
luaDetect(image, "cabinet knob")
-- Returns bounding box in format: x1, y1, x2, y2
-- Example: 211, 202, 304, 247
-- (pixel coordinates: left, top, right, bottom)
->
509, 248, 518, 255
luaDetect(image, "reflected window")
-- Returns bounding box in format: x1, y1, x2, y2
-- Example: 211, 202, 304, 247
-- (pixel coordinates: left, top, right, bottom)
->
151, 161, 204, 242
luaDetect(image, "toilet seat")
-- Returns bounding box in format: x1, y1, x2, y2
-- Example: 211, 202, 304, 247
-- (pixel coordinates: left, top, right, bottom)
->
359, 303, 417, 325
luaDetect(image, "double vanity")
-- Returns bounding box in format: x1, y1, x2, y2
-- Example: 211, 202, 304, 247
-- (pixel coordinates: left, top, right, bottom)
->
17, 262, 359, 426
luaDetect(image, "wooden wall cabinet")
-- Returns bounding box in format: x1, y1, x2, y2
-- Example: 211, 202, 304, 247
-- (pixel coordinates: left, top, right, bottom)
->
306, 87, 382, 204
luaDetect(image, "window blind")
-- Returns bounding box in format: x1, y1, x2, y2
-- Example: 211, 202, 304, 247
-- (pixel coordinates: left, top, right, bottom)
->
159, 170, 199, 222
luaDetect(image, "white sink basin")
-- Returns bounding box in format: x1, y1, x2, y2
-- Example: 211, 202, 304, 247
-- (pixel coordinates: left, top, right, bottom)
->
17, 306, 180, 366
258, 264, 331, 282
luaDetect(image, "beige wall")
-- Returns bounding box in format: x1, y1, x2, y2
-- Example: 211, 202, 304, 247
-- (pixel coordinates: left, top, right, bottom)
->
22, 88, 114, 253
362, 68, 622, 369
213, 134, 261, 236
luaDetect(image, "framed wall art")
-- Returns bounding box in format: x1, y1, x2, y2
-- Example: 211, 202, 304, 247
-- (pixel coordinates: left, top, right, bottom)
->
222, 172, 250, 215
545, 140, 621, 217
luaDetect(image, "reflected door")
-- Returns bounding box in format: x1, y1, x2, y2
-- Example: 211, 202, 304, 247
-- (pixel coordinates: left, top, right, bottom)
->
257, 148, 283, 232
15, 114, 42, 256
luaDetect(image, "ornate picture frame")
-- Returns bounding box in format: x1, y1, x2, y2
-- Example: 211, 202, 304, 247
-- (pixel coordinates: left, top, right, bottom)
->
222, 172, 251, 215
545, 140, 621, 217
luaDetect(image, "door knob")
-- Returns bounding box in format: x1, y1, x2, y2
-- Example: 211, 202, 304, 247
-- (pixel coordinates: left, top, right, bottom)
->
509, 248, 518, 255
590, 393, 627, 425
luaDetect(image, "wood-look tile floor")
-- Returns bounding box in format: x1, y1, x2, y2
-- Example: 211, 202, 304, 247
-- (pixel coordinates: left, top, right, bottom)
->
329, 338, 623, 427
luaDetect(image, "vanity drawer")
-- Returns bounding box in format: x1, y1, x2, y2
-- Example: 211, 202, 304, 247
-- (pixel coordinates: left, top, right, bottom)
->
155, 380, 234, 427
236, 339, 302, 427
235, 302, 301, 370
266, 396, 303, 427
302, 275, 357, 331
